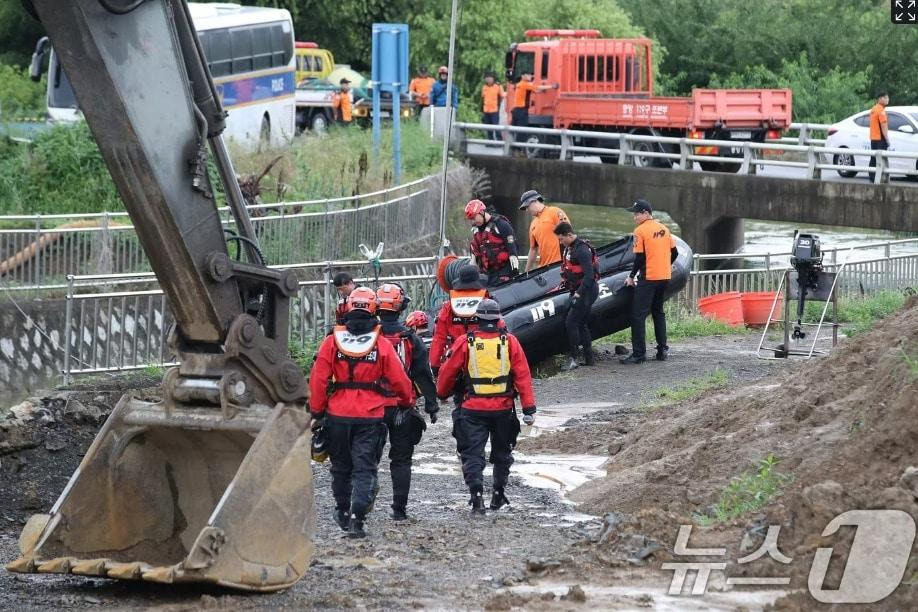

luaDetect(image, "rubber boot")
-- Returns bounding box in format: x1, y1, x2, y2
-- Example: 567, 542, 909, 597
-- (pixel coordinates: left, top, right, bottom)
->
390, 506, 408, 521
655, 346, 669, 361
333, 508, 350, 532
347, 513, 367, 538
469, 486, 486, 515
489, 488, 509, 510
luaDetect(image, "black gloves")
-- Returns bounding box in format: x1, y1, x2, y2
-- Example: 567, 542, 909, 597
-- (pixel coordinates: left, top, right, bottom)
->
424, 400, 439, 424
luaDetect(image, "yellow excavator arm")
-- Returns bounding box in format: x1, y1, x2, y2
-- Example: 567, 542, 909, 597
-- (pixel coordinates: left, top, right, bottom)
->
6, 0, 314, 591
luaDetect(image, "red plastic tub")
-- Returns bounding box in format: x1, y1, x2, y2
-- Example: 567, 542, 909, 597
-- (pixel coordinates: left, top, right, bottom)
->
741, 291, 783, 327
698, 291, 744, 326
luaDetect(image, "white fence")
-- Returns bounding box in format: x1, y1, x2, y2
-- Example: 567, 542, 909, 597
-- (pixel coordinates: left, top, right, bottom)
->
0, 178, 435, 290
456, 121, 918, 184
58, 240, 917, 379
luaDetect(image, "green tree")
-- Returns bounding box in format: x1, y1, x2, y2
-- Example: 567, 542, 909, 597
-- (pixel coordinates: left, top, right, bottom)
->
708, 52, 871, 124
0, 0, 44, 67
0, 62, 45, 119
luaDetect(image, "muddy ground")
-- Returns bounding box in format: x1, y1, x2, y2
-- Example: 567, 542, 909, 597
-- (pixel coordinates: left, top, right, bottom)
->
0, 311, 914, 610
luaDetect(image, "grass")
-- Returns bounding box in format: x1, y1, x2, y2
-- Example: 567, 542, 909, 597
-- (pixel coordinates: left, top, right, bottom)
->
901, 346, 918, 383
289, 339, 320, 372
0, 120, 443, 216
141, 365, 165, 378
695, 454, 794, 525
641, 368, 729, 409
802, 291, 906, 337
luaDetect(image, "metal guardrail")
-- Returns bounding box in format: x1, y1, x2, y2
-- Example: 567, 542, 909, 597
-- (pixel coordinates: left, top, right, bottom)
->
455, 121, 918, 184
0, 178, 436, 290
59, 245, 917, 379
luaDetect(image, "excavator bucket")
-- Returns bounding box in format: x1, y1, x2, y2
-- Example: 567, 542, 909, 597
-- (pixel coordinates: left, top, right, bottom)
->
6, 395, 315, 592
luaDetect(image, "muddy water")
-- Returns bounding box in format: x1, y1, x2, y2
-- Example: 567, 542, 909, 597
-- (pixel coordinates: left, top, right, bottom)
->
561, 202, 914, 265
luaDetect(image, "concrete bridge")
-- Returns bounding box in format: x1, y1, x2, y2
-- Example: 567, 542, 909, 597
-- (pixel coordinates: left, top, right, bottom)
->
469, 155, 918, 260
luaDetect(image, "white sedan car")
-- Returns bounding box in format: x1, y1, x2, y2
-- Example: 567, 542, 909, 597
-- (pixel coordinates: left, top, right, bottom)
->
825, 105, 918, 179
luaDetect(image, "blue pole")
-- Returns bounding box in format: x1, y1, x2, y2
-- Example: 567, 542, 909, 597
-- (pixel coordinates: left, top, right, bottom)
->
392, 30, 402, 185
371, 27, 381, 162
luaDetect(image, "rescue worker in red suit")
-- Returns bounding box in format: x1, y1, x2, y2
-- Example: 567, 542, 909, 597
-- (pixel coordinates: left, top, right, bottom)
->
554, 222, 599, 371
309, 286, 414, 538
375, 283, 439, 521
436, 299, 536, 513
465, 199, 519, 286
332, 271, 356, 325
429, 263, 489, 376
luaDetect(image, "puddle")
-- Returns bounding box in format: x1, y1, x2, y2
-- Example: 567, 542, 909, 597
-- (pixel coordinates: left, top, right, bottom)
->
508, 582, 788, 611
531, 401, 622, 431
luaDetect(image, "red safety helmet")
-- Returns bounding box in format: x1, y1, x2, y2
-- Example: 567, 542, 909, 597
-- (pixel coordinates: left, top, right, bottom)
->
464, 199, 487, 220
346, 286, 378, 315
376, 283, 408, 312
405, 310, 430, 329
438, 65, 448, 74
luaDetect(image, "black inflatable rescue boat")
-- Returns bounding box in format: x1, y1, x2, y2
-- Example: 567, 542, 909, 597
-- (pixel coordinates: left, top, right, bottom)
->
433, 235, 693, 363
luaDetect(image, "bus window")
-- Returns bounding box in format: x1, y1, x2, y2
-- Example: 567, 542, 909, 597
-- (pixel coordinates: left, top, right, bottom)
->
252, 25, 272, 70
207, 29, 232, 77
230, 28, 253, 74
271, 23, 291, 67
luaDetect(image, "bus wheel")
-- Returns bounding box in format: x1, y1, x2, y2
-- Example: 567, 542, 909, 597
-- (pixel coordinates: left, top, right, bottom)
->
258, 115, 271, 150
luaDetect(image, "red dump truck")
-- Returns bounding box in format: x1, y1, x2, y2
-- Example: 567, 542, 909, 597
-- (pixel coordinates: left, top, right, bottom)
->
504, 30, 792, 171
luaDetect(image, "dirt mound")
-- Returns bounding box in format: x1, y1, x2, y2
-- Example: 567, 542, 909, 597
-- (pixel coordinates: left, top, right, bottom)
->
0, 373, 160, 524
534, 296, 918, 604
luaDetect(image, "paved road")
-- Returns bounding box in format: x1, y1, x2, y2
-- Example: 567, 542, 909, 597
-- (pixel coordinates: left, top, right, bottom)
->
466, 142, 918, 187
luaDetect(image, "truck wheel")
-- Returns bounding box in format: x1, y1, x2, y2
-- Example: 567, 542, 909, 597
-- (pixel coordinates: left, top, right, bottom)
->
311, 113, 328, 134
833, 148, 857, 178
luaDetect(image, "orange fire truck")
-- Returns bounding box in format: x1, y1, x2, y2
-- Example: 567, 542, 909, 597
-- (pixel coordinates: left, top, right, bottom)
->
504, 30, 792, 171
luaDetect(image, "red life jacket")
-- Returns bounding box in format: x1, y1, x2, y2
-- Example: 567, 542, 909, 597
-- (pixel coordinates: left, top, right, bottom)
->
382, 329, 413, 374
471, 215, 512, 271
561, 238, 599, 290
330, 324, 389, 395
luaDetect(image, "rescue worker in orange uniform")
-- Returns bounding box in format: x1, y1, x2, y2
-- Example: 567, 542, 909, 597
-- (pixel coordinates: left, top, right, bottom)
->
519, 189, 570, 272
429, 264, 489, 375
480, 71, 505, 140
510, 69, 557, 148
375, 283, 439, 521
409, 66, 436, 111
868, 91, 890, 179
331, 78, 353, 124
436, 299, 536, 514
309, 287, 414, 538
555, 222, 599, 371
465, 199, 519, 286
621, 198, 678, 364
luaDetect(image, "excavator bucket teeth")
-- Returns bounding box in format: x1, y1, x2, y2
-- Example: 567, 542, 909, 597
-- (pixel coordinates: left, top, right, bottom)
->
9, 395, 315, 592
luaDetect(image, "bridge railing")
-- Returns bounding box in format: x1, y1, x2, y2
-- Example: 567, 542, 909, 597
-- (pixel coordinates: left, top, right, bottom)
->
455, 122, 918, 183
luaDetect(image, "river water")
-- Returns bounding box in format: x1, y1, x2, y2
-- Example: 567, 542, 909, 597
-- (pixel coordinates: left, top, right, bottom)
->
560, 202, 916, 266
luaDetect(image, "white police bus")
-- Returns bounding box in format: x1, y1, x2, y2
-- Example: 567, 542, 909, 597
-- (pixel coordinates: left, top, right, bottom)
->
32, 3, 296, 149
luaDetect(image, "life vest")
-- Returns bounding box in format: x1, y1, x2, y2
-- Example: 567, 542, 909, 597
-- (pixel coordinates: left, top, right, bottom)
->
330, 325, 387, 393
561, 238, 599, 290
471, 216, 512, 271
465, 330, 513, 397
449, 289, 487, 325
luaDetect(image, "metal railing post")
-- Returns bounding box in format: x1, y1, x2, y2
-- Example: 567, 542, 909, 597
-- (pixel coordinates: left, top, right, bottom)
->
34, 215, 42, 289
806, 145, 818, 179
874, 151, 887, 184
559, 130, 570, 161
740, 144, 753, 175
323, 263, 332, 334
798, 124, 809, 145
678, 138, 689, 170
618, 134, 630, 166
62, 274, 74, 385
503, 127, 513, 157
